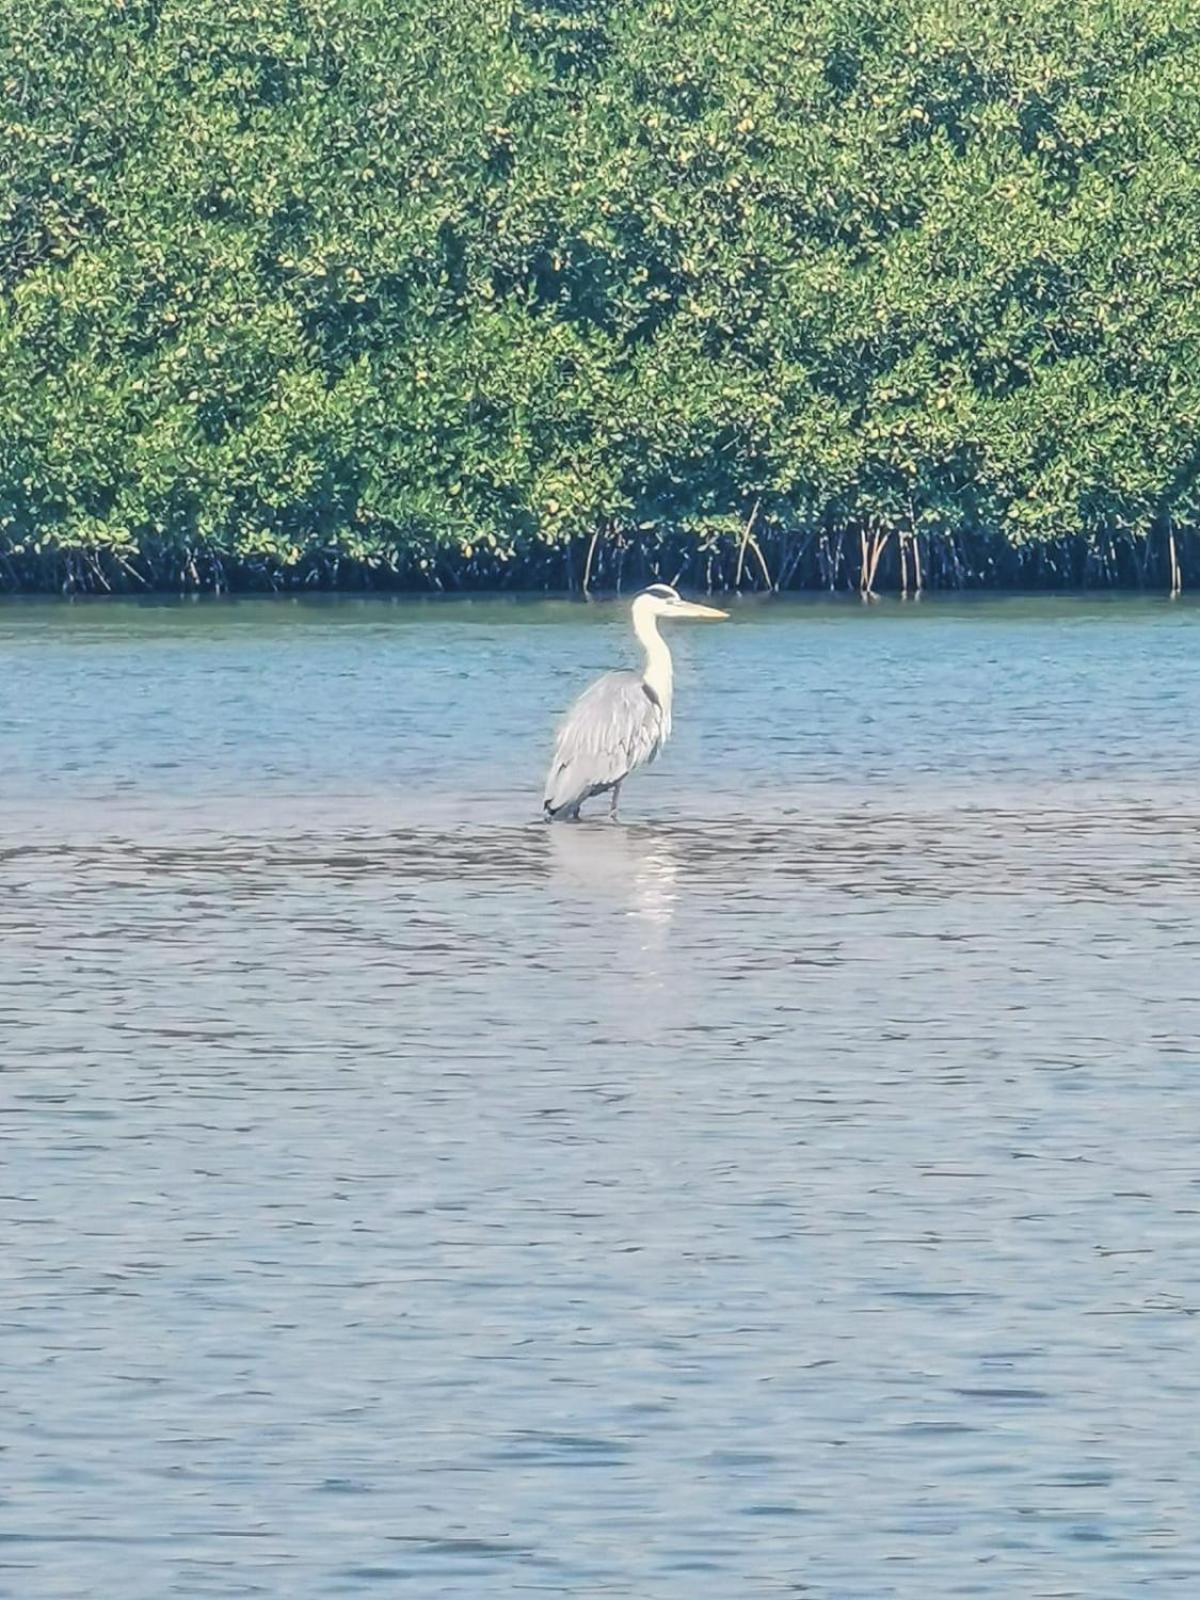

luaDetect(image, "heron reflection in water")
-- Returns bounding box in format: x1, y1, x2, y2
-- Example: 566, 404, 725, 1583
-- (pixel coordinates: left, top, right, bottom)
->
542, 584, 728, 821
547, 821, 682, 929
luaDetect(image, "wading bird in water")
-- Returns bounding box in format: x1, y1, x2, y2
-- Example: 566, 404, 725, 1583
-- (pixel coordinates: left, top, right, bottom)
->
543, 584, 728, 821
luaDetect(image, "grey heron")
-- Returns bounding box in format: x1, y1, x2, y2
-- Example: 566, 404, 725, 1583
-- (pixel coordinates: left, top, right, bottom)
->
542, 583, 728, 821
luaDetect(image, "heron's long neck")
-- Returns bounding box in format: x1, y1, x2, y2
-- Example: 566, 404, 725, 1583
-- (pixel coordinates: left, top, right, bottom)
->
634, 606, 673, 710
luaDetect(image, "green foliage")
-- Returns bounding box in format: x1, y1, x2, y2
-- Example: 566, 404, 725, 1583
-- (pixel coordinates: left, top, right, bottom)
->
3, 0, 1200, 590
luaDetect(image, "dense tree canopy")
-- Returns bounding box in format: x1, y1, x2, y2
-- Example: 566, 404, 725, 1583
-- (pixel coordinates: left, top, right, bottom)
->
3, 0, 1200, 591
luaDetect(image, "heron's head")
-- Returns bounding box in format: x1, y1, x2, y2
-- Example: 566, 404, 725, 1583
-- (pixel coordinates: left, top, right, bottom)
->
634, 583, 729, 621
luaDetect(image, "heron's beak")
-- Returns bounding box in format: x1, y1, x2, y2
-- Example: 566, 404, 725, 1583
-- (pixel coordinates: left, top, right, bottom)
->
673, 600, 729, 620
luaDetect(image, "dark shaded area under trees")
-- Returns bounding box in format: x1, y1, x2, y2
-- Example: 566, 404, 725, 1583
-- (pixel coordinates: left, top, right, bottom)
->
3, 0, 1200, 595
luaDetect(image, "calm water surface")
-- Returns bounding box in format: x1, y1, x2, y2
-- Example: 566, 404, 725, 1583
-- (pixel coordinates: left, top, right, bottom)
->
3, 594, 1199, 1598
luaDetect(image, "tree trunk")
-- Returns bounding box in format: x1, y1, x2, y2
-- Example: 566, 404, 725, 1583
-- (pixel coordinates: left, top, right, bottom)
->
582, 526, 601, 597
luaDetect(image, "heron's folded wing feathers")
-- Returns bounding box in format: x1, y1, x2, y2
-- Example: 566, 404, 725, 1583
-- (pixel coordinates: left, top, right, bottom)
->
544, 671, 662, 811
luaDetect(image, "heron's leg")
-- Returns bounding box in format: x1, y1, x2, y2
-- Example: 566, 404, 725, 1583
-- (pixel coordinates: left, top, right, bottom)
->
608, 781, 623, 822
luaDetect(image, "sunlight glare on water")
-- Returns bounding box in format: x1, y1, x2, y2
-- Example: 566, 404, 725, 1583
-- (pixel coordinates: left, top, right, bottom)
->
3, 594, 1200, 1598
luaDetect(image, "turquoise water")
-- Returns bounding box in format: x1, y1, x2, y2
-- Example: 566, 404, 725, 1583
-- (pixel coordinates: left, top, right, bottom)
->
3, 595, 1200, 1598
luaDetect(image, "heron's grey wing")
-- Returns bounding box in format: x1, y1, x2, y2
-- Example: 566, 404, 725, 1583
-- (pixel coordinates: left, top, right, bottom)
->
543, 670, 664, 813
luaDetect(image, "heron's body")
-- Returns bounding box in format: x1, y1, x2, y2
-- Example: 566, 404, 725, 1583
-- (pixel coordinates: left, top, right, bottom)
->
542, 584, 727, 821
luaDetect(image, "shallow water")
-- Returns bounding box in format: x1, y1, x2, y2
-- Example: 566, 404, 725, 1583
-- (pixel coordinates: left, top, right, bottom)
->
3, 594, 1200, 1598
